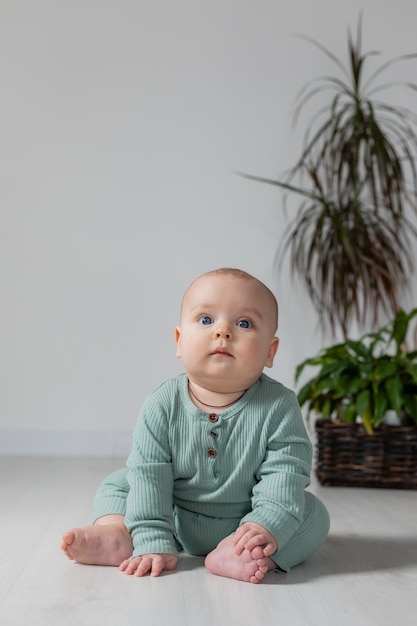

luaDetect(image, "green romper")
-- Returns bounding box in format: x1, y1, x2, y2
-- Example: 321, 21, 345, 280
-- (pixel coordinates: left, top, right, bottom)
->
93, 373, 330, 572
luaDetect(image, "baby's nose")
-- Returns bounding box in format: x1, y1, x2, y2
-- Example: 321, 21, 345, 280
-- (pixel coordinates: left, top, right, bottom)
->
215, 325, 231, 339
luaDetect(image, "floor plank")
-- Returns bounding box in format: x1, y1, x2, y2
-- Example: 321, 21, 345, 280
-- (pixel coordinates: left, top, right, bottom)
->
0, 456, 416, 626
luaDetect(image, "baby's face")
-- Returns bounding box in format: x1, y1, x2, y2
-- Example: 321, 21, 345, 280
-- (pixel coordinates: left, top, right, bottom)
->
175, 274, 279, 393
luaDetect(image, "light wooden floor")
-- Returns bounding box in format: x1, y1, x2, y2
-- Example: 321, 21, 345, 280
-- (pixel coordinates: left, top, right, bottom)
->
0, 456, 416, 626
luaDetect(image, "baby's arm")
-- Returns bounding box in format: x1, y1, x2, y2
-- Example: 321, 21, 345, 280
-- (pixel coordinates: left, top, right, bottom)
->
239, 389, 312, 552
119, 553, 179, 577
233, 521, 277, 557
125, 397, 179, 567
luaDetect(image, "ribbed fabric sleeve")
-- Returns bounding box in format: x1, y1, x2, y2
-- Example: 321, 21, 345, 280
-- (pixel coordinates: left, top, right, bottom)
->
124, 373, 312, 557
239, 387, 311, 548
125, 397, 178, 557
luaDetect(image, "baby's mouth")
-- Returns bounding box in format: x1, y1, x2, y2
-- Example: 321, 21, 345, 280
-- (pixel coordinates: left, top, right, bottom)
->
211, 348, 233, 357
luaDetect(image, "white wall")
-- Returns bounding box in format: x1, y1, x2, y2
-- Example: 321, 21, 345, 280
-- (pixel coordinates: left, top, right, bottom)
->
1, 0, 417, 455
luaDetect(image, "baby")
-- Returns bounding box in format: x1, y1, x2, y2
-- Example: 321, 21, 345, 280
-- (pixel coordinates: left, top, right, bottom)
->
61, 267, 329, 583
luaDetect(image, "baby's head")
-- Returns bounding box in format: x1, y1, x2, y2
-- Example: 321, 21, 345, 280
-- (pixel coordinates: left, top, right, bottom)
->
175, 268, 279, 393
180, 268, 278, 331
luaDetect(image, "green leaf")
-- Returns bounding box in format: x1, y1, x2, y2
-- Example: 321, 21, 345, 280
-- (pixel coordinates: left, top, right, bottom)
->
356, 389, 370, 418
385, 377, 403, 413
343, 404, 357, 423
403, 395, 417, 422
321, 398, 333, 419
391, 309, 409, 351
295, 356, 328, 381
373, 359, 398, 381
297, 380, 317, 407
373, 391, 388, 426
343, 375, 367, 395
362, 407, 374, 434
346, 339, 372, 359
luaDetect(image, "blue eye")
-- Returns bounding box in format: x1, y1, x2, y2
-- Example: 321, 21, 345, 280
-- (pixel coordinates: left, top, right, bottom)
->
199, 315, 214, 325
237, 319, 252, 329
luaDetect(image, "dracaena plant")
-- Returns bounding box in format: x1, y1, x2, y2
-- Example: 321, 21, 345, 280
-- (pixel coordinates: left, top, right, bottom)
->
241, 15, 417, 338
295, 308, 417, 434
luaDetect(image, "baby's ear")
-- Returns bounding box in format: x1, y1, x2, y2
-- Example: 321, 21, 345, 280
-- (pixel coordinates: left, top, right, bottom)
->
265, 337, 279, 368
175, 327, 182, 358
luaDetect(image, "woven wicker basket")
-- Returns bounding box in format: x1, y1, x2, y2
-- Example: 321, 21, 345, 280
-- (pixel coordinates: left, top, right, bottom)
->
315, 418, 417, 489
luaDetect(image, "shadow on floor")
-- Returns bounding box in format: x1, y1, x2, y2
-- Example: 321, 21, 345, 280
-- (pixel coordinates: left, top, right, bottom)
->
158, 535, 417, 585
280, 534, 417, 584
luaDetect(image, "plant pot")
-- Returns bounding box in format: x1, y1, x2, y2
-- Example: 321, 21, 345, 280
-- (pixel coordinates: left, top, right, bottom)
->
315, 418, 417, 489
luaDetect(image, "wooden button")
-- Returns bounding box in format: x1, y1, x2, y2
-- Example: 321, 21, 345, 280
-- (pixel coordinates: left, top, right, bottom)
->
209, 413, 219, 423
208, 448, 217, 458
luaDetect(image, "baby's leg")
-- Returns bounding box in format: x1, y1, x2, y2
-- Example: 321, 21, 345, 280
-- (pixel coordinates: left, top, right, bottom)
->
61, 514, 133, 566
204, 534, 276, 584
61, 468, 132, 566
270, 492, 330, 572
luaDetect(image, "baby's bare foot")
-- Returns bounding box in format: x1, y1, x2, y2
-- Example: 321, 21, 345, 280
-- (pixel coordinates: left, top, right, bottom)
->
205, 536, 275, 584
61, 523, 132, 566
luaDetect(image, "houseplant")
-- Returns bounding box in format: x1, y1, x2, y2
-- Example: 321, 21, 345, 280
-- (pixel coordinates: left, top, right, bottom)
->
241, 15, 417, 338
295, 308, 417, 488
240, 15, 417, 487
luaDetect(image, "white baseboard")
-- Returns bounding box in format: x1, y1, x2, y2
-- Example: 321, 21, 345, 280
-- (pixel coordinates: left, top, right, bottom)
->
0, 430, 132, 457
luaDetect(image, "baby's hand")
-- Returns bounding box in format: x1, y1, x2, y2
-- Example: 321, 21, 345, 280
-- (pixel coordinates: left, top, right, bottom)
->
119, 553, 179, 577
233, 522, 278, 558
